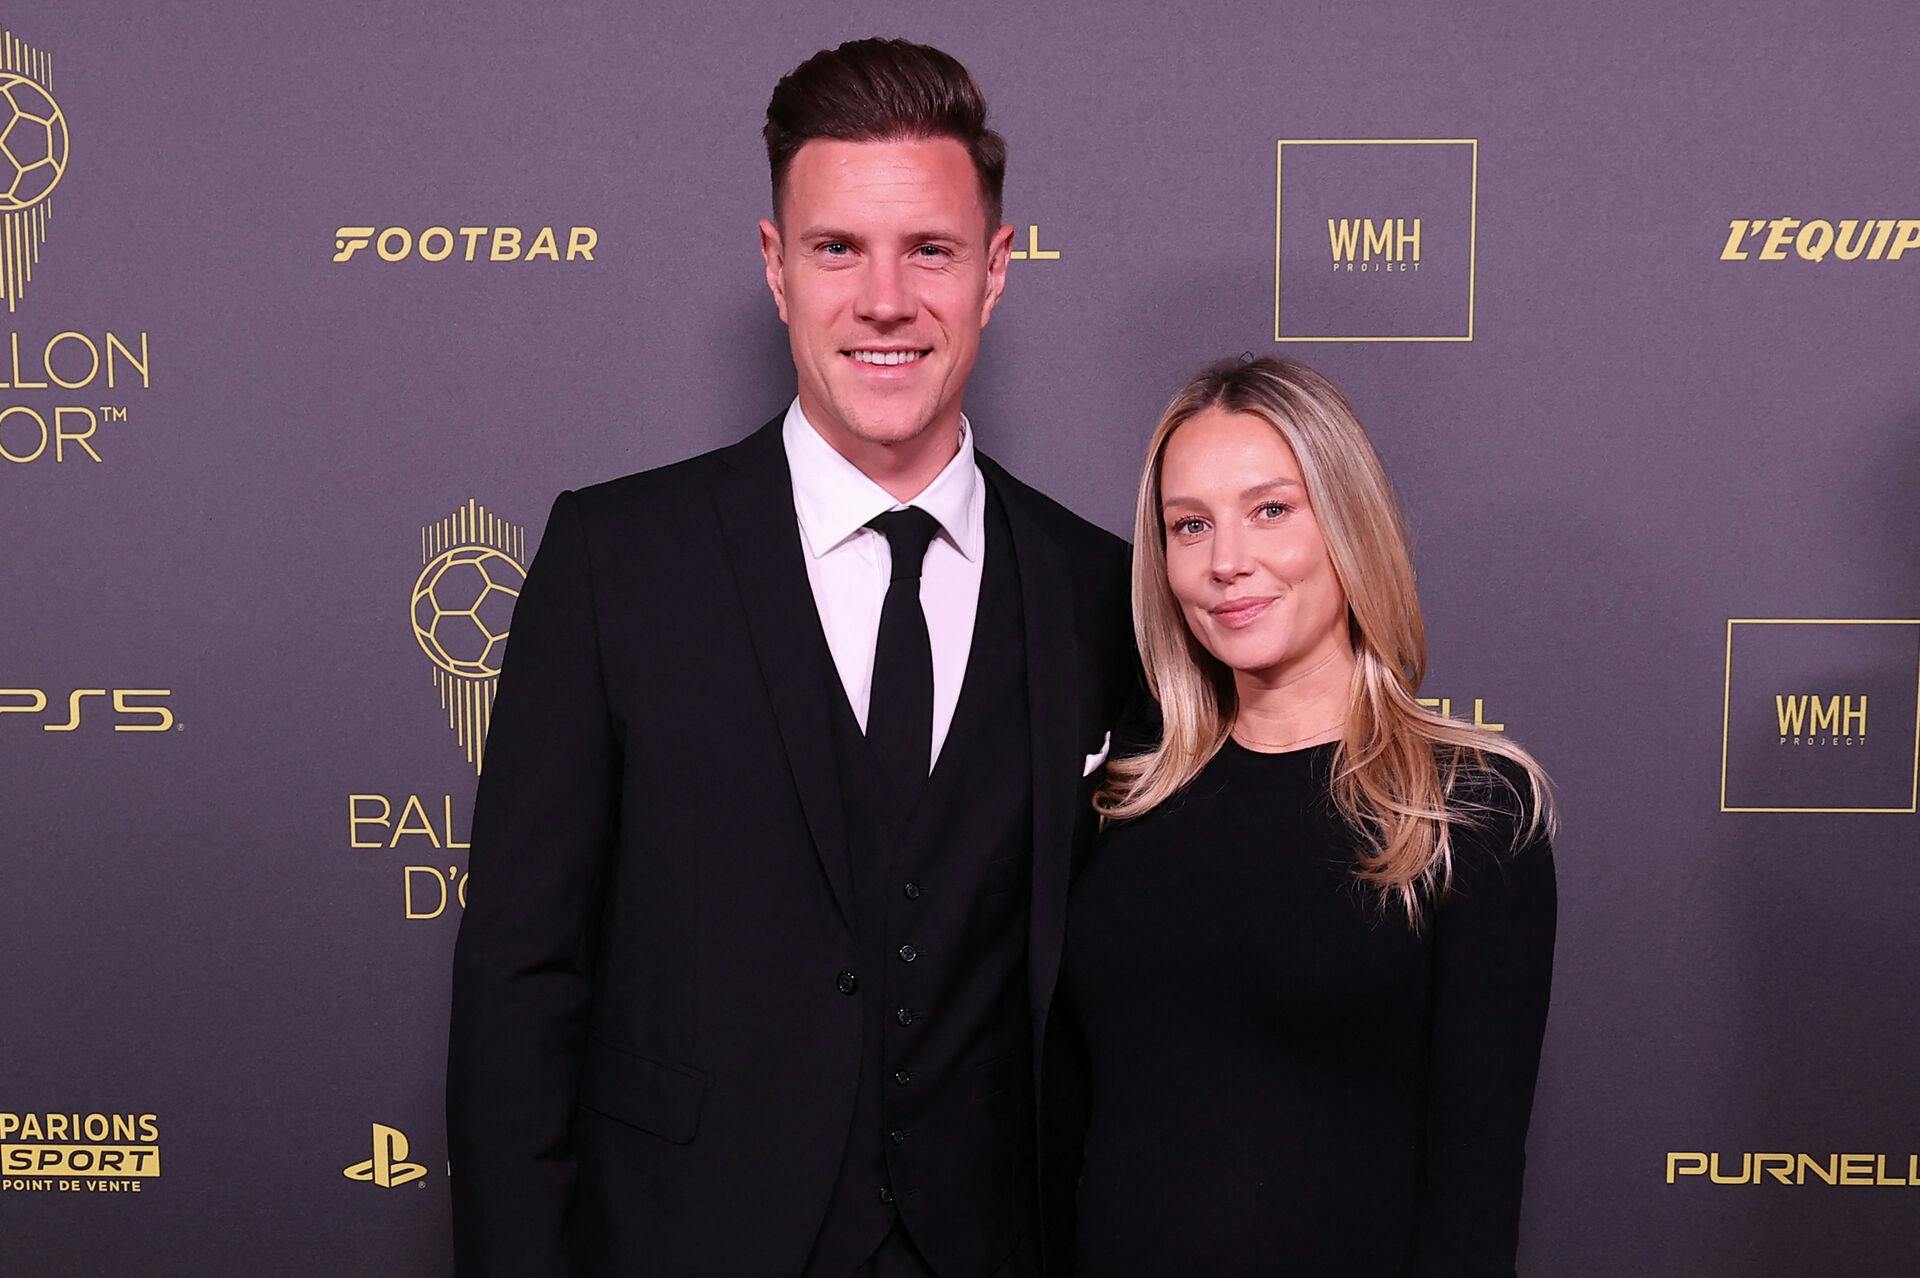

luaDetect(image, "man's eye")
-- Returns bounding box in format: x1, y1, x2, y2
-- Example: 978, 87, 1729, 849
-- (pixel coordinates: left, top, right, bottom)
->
915, 244, 950, 258
820, 242, 850, 256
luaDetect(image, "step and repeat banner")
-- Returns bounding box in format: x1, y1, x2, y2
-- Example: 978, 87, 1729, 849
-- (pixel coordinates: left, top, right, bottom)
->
3, 1, 1916, 1274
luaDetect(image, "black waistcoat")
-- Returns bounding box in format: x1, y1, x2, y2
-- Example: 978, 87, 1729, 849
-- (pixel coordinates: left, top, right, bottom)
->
803, 484, 1036, 1278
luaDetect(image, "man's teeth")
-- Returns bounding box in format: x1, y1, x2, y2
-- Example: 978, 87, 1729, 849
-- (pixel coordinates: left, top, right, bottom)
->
849, 350, 927, 366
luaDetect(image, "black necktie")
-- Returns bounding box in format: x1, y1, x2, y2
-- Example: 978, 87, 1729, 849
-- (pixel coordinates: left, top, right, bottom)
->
865, 507, 941, 795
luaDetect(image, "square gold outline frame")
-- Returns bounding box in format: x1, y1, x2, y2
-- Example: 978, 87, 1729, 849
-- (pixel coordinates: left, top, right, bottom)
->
1273, 138, 1478, 343
1719, 618, 1920, 814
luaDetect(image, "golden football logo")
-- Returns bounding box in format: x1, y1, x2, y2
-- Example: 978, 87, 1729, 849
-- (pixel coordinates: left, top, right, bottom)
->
0, 24, 66, 311
413, 500, 527, 773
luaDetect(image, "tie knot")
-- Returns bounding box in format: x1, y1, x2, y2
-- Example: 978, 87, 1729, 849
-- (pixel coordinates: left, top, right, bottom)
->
866, 507, 942, 582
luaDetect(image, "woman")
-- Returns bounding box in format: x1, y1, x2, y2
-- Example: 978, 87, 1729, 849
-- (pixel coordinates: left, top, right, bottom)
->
1057, 355, 1557, 1276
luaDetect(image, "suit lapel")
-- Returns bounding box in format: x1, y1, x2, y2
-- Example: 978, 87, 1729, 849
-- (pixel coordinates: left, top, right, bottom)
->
714, 417, 857, 933
978, 458, 1081, 1046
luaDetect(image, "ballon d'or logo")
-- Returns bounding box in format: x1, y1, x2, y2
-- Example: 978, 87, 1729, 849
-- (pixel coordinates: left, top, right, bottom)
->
0, 23, 66, 310
0, 70, 65, 211
412, 500, 528, 774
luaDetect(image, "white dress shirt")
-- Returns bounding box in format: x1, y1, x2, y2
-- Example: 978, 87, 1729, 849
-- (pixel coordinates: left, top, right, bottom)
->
782, 397, 985, 773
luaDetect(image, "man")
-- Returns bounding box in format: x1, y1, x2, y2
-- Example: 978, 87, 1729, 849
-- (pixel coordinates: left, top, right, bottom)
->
447, 38, 1132, 1278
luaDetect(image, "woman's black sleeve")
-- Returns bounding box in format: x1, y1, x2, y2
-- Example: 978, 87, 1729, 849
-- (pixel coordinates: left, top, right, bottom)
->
1407, 778, 1558, 1277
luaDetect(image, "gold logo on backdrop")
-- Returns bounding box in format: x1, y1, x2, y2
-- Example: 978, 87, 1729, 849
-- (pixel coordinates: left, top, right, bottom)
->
343, 1123, 427, 1188
1418, 696, 1504, 731
0, 688, 174, 731
0, 24, 68, 312
332, 225, 598, 263
1006, 224, 1060, 261
1774, 693, 1867, 745
1327, 218, 1421, 272
1719, 618, 1920, 813
1719, 219, 1920, 262
1274, 138, 1477, 343
1, 1112, 160, 1192
1667, 1151, 1920, 1187
412, 500, 526, 773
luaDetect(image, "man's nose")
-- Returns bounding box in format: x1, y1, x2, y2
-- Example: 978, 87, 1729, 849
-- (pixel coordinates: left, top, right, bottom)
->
855, 256, 915, 324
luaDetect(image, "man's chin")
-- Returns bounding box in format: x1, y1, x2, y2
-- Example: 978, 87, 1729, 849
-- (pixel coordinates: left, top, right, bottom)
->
832, 401, 945, 448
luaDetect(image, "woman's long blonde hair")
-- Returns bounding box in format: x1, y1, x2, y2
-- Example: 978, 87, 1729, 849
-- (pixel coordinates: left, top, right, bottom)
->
1096, 355, 1555, 927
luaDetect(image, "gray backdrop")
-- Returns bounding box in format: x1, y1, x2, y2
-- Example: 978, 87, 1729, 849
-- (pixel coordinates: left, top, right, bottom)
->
4, 0, 1917, 1273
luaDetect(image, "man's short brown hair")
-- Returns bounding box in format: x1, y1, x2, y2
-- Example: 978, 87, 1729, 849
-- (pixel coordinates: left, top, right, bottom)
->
764, 38, 1007, 231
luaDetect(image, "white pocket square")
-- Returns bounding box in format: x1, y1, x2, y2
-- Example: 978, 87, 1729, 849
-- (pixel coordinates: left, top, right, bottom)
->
1082, 731, 1112, 777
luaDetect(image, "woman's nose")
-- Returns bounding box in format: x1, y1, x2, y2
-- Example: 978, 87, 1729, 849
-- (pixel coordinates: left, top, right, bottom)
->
1209, 527, 1251, 580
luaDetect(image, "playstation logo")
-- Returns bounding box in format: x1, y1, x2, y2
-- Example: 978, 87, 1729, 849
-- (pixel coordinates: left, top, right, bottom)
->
343, 1122, 427, 1188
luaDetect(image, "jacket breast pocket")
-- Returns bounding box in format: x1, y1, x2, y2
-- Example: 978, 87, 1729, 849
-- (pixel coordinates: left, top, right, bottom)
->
578, 1033, 709, 1145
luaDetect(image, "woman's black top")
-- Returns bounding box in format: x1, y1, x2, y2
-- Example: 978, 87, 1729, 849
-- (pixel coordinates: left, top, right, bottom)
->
1057, 737, 1556, 1277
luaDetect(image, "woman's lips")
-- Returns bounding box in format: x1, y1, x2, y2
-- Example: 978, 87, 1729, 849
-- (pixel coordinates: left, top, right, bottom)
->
1209, 596, 1278, 630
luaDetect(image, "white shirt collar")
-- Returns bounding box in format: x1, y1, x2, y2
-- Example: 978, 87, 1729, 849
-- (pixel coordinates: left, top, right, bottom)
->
781, 397, 984, 562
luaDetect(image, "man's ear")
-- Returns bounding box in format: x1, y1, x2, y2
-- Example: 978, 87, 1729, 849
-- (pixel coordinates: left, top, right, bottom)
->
759, 217, 789, 325
979, 221, 1015, 327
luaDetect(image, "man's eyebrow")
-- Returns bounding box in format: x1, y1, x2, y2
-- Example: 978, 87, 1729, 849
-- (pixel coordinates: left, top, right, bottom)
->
794, 227, 970, 245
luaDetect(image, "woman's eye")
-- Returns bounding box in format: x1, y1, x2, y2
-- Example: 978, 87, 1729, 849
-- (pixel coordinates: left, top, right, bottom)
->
1256, 501, 1291, 520
1170, 518, 1207, 536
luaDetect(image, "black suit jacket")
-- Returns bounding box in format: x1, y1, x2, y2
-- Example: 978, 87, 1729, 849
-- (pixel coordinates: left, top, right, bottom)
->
447, 415, 1134, 1276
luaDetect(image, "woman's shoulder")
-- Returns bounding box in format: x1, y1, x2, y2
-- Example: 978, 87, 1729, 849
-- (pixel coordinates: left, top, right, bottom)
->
1443, 746, 1555, 879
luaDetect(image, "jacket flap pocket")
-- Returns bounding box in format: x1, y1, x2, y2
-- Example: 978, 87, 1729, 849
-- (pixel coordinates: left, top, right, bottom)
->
579, 1036, 708, 1145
